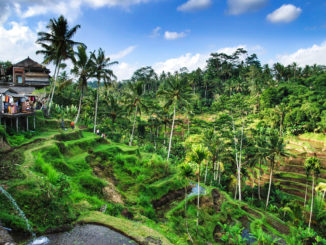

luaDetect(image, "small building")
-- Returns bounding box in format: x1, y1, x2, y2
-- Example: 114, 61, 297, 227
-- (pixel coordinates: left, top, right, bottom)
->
0, 57, 51, 132
1, 57, 50, 88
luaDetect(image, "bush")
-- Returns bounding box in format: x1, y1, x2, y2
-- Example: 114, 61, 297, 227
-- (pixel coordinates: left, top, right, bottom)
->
78, 174, 106, 195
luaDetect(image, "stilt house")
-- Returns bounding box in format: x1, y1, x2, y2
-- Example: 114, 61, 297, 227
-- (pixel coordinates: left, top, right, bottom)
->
0, 57, 50, 131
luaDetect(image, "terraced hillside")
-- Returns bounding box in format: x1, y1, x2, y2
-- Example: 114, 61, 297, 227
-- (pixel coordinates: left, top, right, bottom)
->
251, 133, 326, 203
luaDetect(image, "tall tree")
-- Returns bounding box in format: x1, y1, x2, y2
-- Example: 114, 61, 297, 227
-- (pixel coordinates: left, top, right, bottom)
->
91, 48, 118, 133
305, 156, 321, 230
71, 45, 94, 123
185, 144, 210, 235
179, 162, 195, 242
265, 129, 290, 209
158, 74, 192, 161
36, 15, 83, 115
125, 81, 147, 146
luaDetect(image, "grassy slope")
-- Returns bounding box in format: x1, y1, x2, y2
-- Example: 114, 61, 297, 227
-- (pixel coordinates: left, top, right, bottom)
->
1, 116, 325, 244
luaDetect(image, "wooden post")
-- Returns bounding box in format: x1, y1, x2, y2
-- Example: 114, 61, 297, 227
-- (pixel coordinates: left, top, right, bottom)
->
16, 117, 18, 132
26, 117, 29, 131
33, 115, 36, 130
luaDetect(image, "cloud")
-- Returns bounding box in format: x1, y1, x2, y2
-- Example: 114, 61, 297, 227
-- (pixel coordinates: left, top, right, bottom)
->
110, 46, 136, 60
275, 42, 326, 66
164, 31, 188, 40
177, 0, 212, 12
83, 0, 151, 8
217, 45, 247, 54
0, 21, 41, 63
149, 26, 161, 38
0, 2, 11, 24
227, 0, 268, 15
153, 53, 207, 74
112, 62, 138, 81
267, 4, 302, 23
2, 0, 154, 21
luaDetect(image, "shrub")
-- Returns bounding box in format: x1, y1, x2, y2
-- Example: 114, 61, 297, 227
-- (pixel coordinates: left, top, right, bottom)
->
78, 174, 106, 195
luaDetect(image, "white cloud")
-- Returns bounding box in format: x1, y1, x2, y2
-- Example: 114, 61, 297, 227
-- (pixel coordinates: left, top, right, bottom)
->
164, 31, 188, 40
177, 0, 212, 12
0, 21, 41, 63
227, 0, 268, 15
110, 46, 136, 60
2, 0, 154, 21
267, 4, 302, 23
217, 45, 247, 54
276, 42, 326, 66
112, 62, 138, 81
0, 2, 11, 24
149, 26, 161, 38
153, 53, 207, 74
83, 0, 151, 8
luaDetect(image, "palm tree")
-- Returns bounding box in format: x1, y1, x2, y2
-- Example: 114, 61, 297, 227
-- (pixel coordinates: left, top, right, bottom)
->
36, 15, 83, 115
125, 81, 147, 146
91, 48, 118, 133
186, 144, 210, 235
105, 94, 123, 124
71, 45, 94, 123
265, 129, 290, 209
253, 127, 269, 200
158, 74, 192, 161
179, 162, 195, 242
305, 156, 321, 230
203, 128, 225, 185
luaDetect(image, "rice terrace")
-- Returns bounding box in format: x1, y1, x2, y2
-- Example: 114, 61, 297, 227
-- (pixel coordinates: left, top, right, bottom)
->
0, 0, 326, 244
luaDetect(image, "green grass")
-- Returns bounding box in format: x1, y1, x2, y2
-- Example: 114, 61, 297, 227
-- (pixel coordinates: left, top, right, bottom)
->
79, 211, 173, 245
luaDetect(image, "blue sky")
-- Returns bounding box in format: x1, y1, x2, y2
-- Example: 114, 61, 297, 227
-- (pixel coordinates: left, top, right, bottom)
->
0, 0, 326, 80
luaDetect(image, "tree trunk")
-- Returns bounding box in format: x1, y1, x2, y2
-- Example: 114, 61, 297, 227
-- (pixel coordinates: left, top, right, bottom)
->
184, 186, 193, 243
47, 64, 58, 103
74, 87, 84, 123
265, 166, 273, 209
308, 175, 315, 230
164, 123, 167, 145
204, 163, 208, 185
167, 104, 176, 161
237, 163, 242, 201
196, 163, 201, 235
93, 80, 100, 133
304, 179, 308, 207
48, 64, 61, 116
187, 115, 190, 136
218, 170, 221, 185
258, 160, 262, 200
234, 182, 238, 199
129, 105, 138, 146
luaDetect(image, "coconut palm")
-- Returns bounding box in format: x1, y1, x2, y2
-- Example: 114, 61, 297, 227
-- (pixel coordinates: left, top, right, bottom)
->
179, 162, 195, 242
71, 45, 94, 123
125, 81, 147, 146
36, 15, 83, 115
186, 144, 210, 235
305, 156, 321, 230
265, 129, 290, 209
105, 94, 123, 124
158, 74, 192, 161
203, 128, 225, 185
91, 48, 118, 133
253, 127, 269, 200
